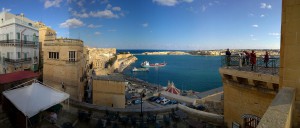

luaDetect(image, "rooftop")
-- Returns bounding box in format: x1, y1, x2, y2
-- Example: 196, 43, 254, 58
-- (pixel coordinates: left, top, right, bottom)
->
93, 73, 125, 82
0, 71, 39, 85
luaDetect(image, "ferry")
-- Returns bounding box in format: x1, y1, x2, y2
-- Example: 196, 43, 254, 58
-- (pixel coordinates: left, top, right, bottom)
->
132, 67, 149, 72
141, 61, 167, 68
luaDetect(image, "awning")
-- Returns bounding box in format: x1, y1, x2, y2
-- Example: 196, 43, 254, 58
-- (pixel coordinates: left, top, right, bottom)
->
2, 82, 69, 118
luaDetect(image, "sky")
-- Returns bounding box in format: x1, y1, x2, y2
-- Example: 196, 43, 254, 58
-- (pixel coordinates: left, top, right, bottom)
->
1, 0, 282, 50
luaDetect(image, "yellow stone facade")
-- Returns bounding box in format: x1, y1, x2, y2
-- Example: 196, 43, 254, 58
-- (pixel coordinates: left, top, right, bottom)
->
34, 22, 56, 70
280, 0, 300, 127
42, 36, 86, 101
92, 77, 125, 108
220, 68, 278, 128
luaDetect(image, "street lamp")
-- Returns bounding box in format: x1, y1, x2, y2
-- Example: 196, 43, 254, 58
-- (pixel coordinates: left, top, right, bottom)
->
140, 89, 146, 124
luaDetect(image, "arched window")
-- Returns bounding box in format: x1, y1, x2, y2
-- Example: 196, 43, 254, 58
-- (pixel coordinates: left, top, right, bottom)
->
242, 114, 261, 128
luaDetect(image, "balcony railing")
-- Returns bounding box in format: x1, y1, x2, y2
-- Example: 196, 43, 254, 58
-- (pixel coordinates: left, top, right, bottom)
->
0, 39, 38, 47
4, 58, 32, 64
221, 55, 280, 75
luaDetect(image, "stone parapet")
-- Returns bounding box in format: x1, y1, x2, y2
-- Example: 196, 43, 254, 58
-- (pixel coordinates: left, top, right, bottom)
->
257, 87, 295, 128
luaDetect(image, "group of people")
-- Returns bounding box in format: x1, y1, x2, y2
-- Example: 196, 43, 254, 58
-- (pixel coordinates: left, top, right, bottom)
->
225, 49, 269, 71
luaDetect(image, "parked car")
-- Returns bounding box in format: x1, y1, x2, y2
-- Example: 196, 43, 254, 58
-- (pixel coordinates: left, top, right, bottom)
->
160, 99, 170, 105
148, 96, 159, 102
155, 97, 165, 104
196, 105, 206, 111
132, 99, 143, 104
168, 100, 178, 104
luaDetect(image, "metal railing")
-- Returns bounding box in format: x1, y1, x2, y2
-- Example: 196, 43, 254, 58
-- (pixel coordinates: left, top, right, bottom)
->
221, 55, 280, 75
4, 58, 32, 64
0, 39, 38, 47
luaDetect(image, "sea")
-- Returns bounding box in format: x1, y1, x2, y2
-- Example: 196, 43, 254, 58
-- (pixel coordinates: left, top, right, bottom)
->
118, 50, 222, 92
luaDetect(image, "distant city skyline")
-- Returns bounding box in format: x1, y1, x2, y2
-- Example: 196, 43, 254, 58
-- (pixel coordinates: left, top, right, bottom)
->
1, 0, 281, 50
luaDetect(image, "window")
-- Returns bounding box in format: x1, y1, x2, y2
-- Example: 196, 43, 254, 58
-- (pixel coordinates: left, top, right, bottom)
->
24, 53, 27, 59
16, 32, 20, 40
24, 35, 27, 43
232, 122, 240, 128
17, 52, 20, 58
242, 114, 260, 128
7, 52, 10, 59
69, 51, 76, 62
49, 52, 59, 59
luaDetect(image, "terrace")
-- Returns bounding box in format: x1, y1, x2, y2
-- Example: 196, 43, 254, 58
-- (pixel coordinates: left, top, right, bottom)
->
220, 55, 280, 75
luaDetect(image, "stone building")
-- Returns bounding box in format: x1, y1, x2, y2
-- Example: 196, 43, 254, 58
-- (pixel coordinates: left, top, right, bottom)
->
0, 12, 39, 74
42, 35, 86, 101
33, 22, 56, 69
92, 74, 126, 108
220, 0, 300, 127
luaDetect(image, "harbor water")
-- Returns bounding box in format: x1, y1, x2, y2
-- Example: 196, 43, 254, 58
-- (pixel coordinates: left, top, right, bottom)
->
120, 50, 222, 92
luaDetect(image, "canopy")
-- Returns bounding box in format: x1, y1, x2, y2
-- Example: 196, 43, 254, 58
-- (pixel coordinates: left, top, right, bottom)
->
2, 82, 69, 118
165, 81, 181, 95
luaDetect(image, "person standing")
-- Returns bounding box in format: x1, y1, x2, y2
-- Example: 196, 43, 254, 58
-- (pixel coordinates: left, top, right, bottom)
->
250, 50, 256, 71
244, 51, 250, 65
264, 51, 269, 68
226, 48, 231, 66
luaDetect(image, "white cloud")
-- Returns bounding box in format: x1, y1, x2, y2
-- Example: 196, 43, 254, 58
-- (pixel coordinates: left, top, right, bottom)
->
59, 18, 84, 28
1, 8, 11, 13
201, 5, 207, 12
72, 11, 89, 18
153, 0, 193, 6
112, 7, 121, 11
252, 24, 259, 28
94, 32, 101, 35
100, 0, 109, 4
106, 4, 112, 9
44, 0, 63, 8
260, 3, 272, 9
260, 14, 265, 18
268, 33, 280, 36
90, 10, 119, 18
77, 0, 84, 7
250, 34, 254, 37
88, 24, 102, 28
142, 23, 149, 28
183, 0, 193, 3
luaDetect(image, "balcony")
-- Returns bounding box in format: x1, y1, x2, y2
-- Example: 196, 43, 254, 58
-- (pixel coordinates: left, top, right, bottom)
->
0, 40, 38, 47
220, 55, 280, 75
44, 38, 83, 46
4, 58, 32, 64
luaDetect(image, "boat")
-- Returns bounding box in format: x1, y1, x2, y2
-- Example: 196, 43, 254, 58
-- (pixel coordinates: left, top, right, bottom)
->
132, 67, 149, 72
141, 61, 167, 68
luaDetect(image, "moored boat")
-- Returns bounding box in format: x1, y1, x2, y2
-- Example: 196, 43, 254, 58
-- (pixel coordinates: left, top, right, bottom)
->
141, 61, 166, 68
132, 67, 149, 72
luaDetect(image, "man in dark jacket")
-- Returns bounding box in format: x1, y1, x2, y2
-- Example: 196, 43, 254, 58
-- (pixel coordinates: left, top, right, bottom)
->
226, 49, 231, 66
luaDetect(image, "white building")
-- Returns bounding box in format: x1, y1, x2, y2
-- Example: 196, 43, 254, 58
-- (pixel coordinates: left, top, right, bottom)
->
0, 12, 39, 74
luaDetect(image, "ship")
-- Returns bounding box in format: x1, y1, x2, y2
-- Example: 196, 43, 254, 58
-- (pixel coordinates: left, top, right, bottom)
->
132, 67, 149, 72
141, 61, 167, 68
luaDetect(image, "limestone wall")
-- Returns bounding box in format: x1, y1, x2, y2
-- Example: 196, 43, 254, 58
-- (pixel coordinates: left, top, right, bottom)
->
43, 39, 86, 101
93, 80, 125, 108
257, 87, 295, 128
280, 0, 300, 126
220, 68, 278, 128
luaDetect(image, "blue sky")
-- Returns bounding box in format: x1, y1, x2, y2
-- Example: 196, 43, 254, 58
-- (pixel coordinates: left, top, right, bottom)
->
1, 0, 281, 50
